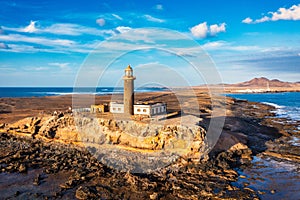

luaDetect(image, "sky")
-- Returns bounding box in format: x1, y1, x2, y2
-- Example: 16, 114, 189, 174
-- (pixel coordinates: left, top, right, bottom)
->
0, 0, 300, 86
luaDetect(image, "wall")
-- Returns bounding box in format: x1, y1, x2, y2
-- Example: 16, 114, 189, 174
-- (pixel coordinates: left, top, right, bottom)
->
110, 103, 124, 113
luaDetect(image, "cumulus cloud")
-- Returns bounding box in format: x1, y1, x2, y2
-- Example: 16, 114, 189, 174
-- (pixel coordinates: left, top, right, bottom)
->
242, 17, 253, 24
190, 22, 208, 38
242, 4, 300, 24
96, 18, 106, 26
190, 22, 226, 38
155, 4, 163, 11
271, 4, 300, 20
23, 20, 37, 33
144, 14, 165, 23
209, 23, 226, 36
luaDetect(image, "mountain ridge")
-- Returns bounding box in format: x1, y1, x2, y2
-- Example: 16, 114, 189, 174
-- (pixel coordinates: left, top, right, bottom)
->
228, 77, 298, 88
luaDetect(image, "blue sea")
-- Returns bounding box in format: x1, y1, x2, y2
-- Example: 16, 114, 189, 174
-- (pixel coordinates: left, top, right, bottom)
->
227, 92, 300, 199
0, 87, 169, 98
226, 92, 300, 122
1, 88, 299, 122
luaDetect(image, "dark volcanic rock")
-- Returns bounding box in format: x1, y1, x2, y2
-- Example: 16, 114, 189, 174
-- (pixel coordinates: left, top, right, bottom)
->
1, 94, 296, 199
18, 163, 27, 173
75, 186, 97, 200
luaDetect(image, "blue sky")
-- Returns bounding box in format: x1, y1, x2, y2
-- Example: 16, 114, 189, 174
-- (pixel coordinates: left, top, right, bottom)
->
0, 0, 299, 86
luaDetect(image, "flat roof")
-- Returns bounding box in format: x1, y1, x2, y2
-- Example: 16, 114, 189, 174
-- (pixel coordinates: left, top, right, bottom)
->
111, 102, 166, 106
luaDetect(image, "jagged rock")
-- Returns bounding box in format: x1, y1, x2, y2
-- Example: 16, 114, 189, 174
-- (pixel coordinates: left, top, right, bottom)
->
75, 186, 97, 200
33, 174, 42, 186
124, 172, 138, 187
0, 123, 6, 129
18, 163, 27, 173
150, 192, 158, 200
14, 191, 20, 197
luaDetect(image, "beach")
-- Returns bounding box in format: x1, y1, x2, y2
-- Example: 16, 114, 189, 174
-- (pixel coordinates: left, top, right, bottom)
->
0, 89, 299, 199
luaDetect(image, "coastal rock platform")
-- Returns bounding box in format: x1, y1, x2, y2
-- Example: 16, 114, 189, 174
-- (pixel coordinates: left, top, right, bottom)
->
0, 90, 299, 199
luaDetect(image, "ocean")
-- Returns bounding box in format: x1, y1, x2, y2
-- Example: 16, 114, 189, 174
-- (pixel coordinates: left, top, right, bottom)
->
0, 87, 169, 98
1, 88, 299, 122
227, 92, 300, 199
226, 92, 300, 122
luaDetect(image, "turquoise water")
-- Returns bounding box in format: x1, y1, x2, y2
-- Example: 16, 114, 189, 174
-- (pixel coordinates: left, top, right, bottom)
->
228, 92, 300, 199
226, 92, 300, 121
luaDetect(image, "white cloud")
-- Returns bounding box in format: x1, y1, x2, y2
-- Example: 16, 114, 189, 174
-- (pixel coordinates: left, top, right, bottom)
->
3, 40, 101, 54
41, 23, 114, 36
96, 18, 106, 26
271, 4, 300, 20
242, 17, 253, 24
23, 20, 37, 33
255, 16, 270, 23
190, 22, 208, 38
26, 67, 49, 71
242, 4, 300, 24
190, 22, 226, 38
144, 14, 165, 23
115, 26, 132, 34
112, 14, 123, 20
3, 22, 115, 36
201, 41, 260, 51
49, 62, 70, 70
201, 41, 226, 49
0, 33, 75, 47
0, 42, 9, 49
209, 23, 226, 36
155, 4, 163, 11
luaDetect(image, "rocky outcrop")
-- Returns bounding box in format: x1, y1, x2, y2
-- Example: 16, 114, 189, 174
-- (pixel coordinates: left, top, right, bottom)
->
0, 103, 13, 114
76, 117, 206, 152
0, 132, 258, 199
4, 114, 78, 141
3, 114, 207, 154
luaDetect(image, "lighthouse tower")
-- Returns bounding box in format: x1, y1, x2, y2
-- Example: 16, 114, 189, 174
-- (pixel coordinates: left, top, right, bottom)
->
123, 65, 136, 115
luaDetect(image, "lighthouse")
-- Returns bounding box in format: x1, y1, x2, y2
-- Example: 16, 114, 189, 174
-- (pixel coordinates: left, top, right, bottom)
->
123, 65, 136, 115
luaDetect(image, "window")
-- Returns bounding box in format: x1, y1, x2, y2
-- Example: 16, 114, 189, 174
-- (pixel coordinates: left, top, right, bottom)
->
113, 108, 116, 111
143, 109, 147, 112
118, 108, 121, 111
137, 108, 141, 112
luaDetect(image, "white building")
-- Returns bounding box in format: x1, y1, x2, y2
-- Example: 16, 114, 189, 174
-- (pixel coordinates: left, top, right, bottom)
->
109, 65, 167, 117
110, 102, 124, 113
110, 102, 167, 117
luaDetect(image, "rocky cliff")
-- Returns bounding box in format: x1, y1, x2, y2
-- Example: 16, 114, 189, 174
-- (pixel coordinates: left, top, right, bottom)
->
0, 112, 253, 173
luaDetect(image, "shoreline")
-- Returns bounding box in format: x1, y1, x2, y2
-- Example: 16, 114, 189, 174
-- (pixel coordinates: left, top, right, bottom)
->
0, 91, 299, 199
226, 90, 300, 94
0, 85, 299, 99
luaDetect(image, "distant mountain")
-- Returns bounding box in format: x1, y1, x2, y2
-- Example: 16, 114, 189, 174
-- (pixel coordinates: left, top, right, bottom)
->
230, 77, 297, 88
